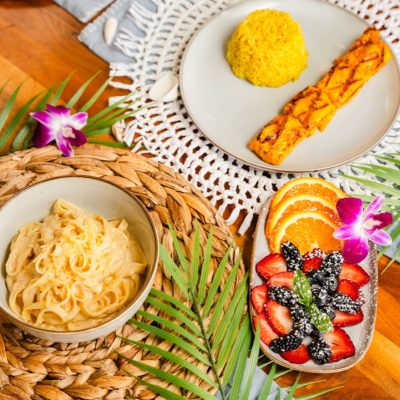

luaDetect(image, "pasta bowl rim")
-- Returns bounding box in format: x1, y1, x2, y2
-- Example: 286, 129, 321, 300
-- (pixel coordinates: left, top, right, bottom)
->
0, 175, 159, 339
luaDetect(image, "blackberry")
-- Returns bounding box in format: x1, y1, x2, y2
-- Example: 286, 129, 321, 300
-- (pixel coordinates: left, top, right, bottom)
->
308, 338, 332, 364
306, 269, 325, 285
290, 304, 314, 335
331, 293, 362, 314
269, 329, 304, 354
311, 285, 329, 307
310, 329, 324, 340
321, 251, 343, 276
281, 241, 304, 271
290, 304, 307, 322
268, 287, 299, 307
322, 274, 338, 294
320, 305, 335, 320
303, 248, 326, 260
294, 319, 314, 336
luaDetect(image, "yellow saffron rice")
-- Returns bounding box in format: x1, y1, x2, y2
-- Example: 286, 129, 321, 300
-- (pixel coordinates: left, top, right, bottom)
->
226, 9, 308, 87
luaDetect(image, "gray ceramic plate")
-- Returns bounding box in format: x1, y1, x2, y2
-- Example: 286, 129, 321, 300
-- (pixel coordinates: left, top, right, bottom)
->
250, 198, 378, 373
180, 0, 400, 173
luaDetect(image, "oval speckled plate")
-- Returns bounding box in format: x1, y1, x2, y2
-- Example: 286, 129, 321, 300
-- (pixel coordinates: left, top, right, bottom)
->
250, 197, 378, 373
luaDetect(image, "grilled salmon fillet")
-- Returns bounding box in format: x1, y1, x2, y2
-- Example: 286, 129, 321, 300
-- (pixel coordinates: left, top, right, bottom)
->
248, 27, 392, 165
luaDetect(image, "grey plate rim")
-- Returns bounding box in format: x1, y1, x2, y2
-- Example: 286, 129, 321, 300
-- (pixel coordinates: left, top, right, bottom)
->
179, 0, 400, 173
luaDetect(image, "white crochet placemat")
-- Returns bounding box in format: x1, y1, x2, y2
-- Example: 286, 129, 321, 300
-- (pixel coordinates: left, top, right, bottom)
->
103, 0, 399, 234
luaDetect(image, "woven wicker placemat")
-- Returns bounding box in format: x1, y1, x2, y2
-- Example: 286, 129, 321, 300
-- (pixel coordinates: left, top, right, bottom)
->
0, 144, 245, 400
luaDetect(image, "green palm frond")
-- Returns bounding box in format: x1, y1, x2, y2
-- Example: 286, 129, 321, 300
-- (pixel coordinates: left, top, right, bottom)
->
120, 224, 342, 399
344, 153, 400, 271
0, 72, 141, 154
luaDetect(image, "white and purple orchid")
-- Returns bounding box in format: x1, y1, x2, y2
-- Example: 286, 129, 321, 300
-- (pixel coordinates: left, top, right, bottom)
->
30, 105, 88, 157
333, 195, 393, 264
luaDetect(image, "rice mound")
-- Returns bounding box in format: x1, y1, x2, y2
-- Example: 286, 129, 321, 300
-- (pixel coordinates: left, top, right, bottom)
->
226, 9, 308, 87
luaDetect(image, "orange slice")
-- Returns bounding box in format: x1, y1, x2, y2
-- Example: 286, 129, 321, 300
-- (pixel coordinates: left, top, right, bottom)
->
270, 177, 347, 212
266, 193, 341, 237
269, 210, 342, 254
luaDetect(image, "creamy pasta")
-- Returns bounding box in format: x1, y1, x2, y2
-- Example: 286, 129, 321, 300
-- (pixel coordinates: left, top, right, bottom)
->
5, 200, 147, 331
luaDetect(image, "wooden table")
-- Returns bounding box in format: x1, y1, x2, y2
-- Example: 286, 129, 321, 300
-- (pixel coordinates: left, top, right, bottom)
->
0, 1, 399, 399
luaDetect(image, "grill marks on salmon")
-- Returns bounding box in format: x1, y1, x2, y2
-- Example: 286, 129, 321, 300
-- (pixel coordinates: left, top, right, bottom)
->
248, 27, 392, 166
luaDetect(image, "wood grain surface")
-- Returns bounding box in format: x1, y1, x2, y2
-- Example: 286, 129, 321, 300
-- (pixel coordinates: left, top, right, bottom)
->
0, 1, 399, 399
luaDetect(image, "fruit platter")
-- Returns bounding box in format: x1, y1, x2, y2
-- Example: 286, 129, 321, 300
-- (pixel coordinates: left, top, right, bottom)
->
250, 178, 379, 372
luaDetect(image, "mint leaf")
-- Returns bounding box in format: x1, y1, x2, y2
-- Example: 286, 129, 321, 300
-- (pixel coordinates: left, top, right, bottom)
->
308, 304, 333, 332
293, 270, 312, 307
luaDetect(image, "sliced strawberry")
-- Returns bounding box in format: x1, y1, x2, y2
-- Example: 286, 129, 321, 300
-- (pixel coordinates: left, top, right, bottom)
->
324, 327, 355, 362
253, 312, 278, 346
333, 310, 364, 327
281, 344, 311, 364
303, 257, 323, 273
251, 284, 268, 314
256, 254, 287, 280
337, 279, 359, 300
340, 263, 370, 287
267, 272, 294, 290
266, 300, 293, 335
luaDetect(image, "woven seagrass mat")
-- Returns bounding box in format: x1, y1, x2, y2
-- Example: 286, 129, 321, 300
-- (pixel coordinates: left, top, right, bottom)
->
0, 144, 245, 400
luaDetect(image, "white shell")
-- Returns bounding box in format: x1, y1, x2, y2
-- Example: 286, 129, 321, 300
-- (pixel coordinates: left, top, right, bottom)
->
112, 120, 126, 143
148, 73, 179, 102
104, 17, 118, 45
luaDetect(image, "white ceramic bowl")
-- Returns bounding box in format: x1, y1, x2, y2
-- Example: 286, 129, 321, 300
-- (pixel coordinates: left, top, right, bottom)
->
0, 176, 159, 343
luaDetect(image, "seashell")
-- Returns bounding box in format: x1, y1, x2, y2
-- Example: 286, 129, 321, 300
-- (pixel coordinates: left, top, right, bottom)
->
104, 17, 118, 46
148, 73, 179, 102
112, 120, 126, 143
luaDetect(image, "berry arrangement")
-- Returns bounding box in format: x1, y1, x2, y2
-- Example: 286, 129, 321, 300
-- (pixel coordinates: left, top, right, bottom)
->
251, 241, 370, 365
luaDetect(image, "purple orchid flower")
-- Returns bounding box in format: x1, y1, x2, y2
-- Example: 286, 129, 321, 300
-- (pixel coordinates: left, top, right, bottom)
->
30, 105, 88, 157
333, 195, 393, 264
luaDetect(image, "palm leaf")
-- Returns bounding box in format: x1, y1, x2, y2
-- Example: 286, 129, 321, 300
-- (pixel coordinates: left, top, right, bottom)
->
149, 288, 197, 320
85, 92, 136, 126
286, 373, 302, 400
135, 309, 207, 351
86, 139, 130, 148
0, 93, 39, 153
197, 226, 213, 304
79, 77, 112, 112
352, 163, 400, 186
203, 243, 232, 317
191, 221, 201, 287
11, 86, 54, 151
258, 362, 278, 399
343, 174, 399, 197
239, 324, 260, 400
65, 72, 100, 109
50, 72, 74, 105
119, 225, 341, 399
228, 329, 252, 400
0, 72, 142, 153
211, 274, 247, 351
120, 353, 216, 400
119, 337, 217, 388
221, 314, 250, 382
0, 83, 23, 133
207, 256, 241, 335
144, 295, 202, 335
128, 318, 210, 365
215, 284, 248, 368
126, 374, 187, 400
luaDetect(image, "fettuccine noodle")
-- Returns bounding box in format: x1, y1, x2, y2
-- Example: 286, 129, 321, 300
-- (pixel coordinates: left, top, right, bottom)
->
5, 200, 147, 331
